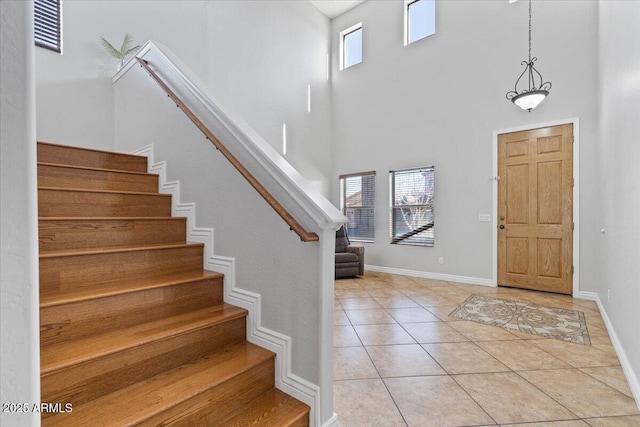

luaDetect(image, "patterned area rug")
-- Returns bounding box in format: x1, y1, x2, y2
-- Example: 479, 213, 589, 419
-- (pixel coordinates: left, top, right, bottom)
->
449, 295, 591, 345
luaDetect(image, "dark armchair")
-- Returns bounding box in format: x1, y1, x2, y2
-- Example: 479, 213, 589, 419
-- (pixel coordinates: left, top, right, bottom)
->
335, 225, 364, 278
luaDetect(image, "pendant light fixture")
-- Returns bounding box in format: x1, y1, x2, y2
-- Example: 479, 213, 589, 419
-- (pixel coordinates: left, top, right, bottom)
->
506, 0, 552, 111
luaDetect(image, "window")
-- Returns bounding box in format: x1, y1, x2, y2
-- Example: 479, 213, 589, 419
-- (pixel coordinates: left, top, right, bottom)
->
34, 0, 62, 53
340, 23, 363, 70
390, 166, 434, 246
404, 0, 435, 45
340, 172, 375, 242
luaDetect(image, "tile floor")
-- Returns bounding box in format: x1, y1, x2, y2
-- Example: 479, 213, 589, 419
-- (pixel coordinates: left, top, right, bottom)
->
333, 272, 639, 427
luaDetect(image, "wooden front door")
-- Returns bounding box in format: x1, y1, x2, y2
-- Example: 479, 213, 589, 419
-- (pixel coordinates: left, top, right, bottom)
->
497, 124, 573, 295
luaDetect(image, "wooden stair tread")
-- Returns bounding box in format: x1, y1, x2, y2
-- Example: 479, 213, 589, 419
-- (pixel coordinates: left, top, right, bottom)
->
41, 304, 247, 374
38, 161, 157, 177
221, 388, 310, 427
44, 341, 274, 427
38, 186, 167, 197
37, 141, 148, 173
40, 270, 223, 307
39, 242, 203, 259
39, 216, 181, 221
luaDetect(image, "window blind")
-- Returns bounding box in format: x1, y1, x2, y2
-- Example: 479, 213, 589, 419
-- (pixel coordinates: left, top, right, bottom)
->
390, 166, 434, 246
34, 0, 61, 53
340, 171, 375, 242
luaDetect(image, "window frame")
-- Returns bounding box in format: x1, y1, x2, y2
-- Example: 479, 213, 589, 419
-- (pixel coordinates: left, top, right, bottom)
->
404, 0, 436, 46
339, 22, 363, 70
340, 171, 376, 243
34, 0, 62, 53
389, 166, 435, 247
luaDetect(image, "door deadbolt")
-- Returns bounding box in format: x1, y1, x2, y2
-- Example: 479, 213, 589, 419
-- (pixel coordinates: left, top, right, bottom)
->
499, 225, 505, 229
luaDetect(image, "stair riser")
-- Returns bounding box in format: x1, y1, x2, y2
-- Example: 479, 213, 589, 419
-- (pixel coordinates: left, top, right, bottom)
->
40, 246, 203, 296
38, 189, 172, 218
38, 164, 158, 193
37, 142, 148, 173
41, 316, 247, 409
39, 218, 187, 253
138, 359, 275, 427
41, 277, 224, 346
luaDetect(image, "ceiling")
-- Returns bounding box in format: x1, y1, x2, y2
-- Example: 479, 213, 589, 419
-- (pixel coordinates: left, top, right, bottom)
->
309, 0, 366, 19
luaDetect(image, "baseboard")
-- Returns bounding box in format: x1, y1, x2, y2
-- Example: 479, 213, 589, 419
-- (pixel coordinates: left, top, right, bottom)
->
131, 145, 324, 426
590, 294, 640, 409
365, 264, 496, 287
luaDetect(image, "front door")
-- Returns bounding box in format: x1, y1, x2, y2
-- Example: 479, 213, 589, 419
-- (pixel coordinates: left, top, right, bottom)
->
497, 124, 573, 295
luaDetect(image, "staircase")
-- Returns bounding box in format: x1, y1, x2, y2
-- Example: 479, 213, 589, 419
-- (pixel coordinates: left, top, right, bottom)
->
37, 142, 310, 426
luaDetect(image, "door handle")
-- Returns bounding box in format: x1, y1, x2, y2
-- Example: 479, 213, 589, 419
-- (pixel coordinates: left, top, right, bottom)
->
499, 225, 505, 229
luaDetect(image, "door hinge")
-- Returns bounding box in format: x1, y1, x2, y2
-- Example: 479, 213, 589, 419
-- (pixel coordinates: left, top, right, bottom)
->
572, 223, 575, 230
572, 135, 575, 143
571, 265, 575, 275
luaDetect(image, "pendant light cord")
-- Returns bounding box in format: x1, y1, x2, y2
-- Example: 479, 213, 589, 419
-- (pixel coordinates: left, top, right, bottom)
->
528, 0, 532, 63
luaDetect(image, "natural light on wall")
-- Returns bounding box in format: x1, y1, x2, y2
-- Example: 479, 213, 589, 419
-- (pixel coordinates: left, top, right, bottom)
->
282, 123, 287, 155
404, 0, 435, 45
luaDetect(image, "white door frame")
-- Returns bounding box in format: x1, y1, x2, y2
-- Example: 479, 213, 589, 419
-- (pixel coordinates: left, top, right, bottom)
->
492, 117, 581, 297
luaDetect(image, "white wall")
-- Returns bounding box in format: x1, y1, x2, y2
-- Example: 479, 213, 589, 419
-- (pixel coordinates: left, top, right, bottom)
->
597, 0, 640, 400
35, 0, 333, 193
0, 1, 41, 426
115, 62, 326, 384
330, 0, 600, 289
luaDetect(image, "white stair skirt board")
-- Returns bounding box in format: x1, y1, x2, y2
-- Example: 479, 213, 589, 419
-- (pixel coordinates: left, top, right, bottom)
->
131, 144, 334, 427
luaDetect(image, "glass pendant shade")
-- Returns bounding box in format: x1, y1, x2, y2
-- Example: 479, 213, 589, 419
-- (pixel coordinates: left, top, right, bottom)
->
512, 90, 548, 111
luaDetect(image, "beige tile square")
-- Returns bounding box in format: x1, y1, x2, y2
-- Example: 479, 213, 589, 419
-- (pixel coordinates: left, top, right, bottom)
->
354, 324, 416, 346
507, 421, 590, 427
335, 289, 371, 299
448, 320, 521, 341
411, 294, 458, 307
585, 415, 640, 426
476, 340, 571, 371
401, 321, 469, 343
386, 307, 440, 323
334, 280, 364, 291
366, 344, 445, 377
372, 296, 420, 308
454, 372, 578, 424
519, 369, 640, 418
580, 366, 634, 398
384, 376, 495, 427
340, 297, 381, 310
334, 325, 362, 347
345, 309, 397, 325
333, 379, 406, 427
334, 347, 379, 380
365, 288, 406, 298
422, 342, 510, 374
530, 338, 621, 368
423, 305, 463, 321
334, 309, 351, 326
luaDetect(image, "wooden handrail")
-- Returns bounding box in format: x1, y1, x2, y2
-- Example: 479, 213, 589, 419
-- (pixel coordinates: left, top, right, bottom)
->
136, 57, 319, 242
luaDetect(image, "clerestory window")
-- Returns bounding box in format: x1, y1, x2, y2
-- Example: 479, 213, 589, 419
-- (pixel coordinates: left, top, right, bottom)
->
405, 0, 435, 45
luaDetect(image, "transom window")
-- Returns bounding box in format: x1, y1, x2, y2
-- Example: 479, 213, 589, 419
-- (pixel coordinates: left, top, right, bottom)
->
339, 22, 363, 70
340, 172, 375, 242
34, 0, 62, 53
404, 0, 435, 45
390, 166, 435, 246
